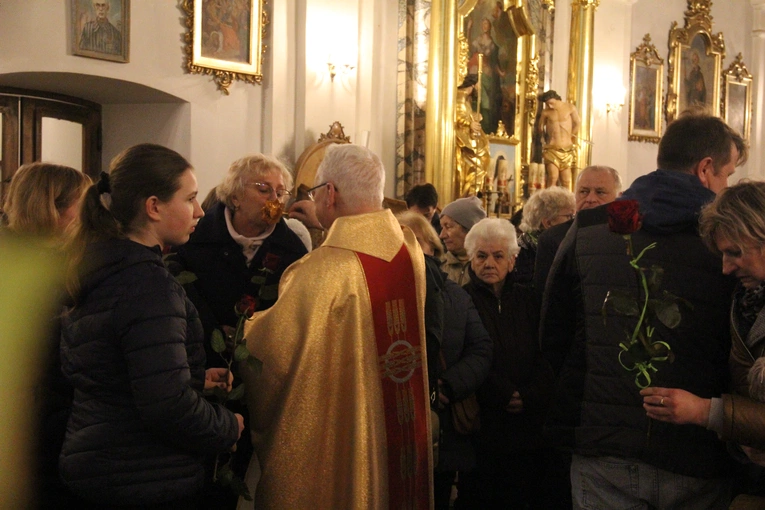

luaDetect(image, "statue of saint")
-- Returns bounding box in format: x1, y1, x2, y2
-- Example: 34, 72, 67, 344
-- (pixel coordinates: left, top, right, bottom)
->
455, 75, 491, 198
538, 90, 580, 190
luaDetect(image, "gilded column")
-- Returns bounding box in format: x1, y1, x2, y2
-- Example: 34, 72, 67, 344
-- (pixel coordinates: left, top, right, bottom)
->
425, 0, 459, 203
750, 0, 765, 180
567, 0, 599, 174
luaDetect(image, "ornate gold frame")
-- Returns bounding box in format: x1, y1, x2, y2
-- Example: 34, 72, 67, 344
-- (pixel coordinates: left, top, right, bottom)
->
182, 0, 268, 95
666, 0, 724, 122
628, 34, 663, 143
722, 53, 753, 142
426, 0, 539, 206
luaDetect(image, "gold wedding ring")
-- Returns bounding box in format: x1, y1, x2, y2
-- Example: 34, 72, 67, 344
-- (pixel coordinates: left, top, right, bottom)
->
660, 397, 665, 406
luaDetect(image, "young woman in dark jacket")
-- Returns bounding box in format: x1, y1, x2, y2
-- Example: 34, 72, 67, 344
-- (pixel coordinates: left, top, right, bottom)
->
60, 144, 243, 508
461, 218, 556, 509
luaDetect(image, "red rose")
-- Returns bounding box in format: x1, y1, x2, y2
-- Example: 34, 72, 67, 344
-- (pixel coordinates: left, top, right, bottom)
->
235, 294, 258, 318
607, 200, 642, 235
262, 252, 281, 272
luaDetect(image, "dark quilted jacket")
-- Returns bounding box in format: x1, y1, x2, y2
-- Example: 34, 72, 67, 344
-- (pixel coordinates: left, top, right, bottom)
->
540, 170, 736, 479
60, 239, 239, 506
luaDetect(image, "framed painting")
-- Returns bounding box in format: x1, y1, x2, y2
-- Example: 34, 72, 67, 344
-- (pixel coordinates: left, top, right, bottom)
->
666, 0, 724, 122
460, 0, 519, 138
72, 0, 130, 63
487, 141, 516, 216
628, 35, 663, 143
182, 0, 267, 95
722, 53, 753, 142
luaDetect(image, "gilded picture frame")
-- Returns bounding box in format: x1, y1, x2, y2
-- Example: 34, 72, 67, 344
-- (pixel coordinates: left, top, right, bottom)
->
72, 0, 130, 63
666, 0, 724, 122
182, 0, 268, 95
722, 53, 753, 142
460, 0, 521, 141
628, 35, 663, 143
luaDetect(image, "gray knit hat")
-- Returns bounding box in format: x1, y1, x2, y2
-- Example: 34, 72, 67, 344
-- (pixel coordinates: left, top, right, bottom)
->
440, 196, 486, 230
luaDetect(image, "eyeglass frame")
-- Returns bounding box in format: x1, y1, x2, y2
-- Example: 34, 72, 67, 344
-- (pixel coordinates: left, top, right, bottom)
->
243, 181, 293, 202
306, 182, 338, 201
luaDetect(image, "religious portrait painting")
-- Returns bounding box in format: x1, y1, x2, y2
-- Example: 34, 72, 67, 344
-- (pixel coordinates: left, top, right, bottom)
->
183, 0, 266, 94
722, 54, 753, 142
463, 0, 518, 137
667, 7, 724, 123
628, 34, 663, 143
678, 35, 716, 115
488, 142, 515, 215
72, 0, 130, 63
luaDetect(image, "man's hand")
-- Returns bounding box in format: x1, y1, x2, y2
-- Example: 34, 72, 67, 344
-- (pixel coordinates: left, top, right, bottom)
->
204, 367, 233, 392
289, 200, 323, 230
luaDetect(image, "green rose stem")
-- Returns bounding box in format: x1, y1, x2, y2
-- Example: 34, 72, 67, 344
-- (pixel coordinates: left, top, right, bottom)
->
625, 237, 658, 439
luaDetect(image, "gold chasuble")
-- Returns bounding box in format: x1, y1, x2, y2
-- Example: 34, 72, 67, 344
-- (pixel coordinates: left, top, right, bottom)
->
241, 209, 433, 509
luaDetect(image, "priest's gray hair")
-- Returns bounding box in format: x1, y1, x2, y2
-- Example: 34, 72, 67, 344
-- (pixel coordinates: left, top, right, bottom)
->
216, 154, 293, 210
315, 144, 385, 209
465, 218, 520, 259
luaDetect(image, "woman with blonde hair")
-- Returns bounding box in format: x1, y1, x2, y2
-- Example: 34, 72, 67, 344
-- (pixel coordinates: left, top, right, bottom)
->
397, 210, 492, 509
2, 162, 91, 508
3, 162, 91, 237
170, 154, 308, 504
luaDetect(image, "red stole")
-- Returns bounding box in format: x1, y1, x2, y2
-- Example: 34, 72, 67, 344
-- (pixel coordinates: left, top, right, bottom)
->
357, 245, 430, 509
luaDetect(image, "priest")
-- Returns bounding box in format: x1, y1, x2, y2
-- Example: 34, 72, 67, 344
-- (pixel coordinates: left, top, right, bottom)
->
241, 144, 433, 509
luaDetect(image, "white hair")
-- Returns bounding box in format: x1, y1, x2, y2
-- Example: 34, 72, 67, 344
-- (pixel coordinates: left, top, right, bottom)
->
216, 154, 294, 210
315, 144, 385, 209
520, 186, 575, 233
464, 218, 520, 259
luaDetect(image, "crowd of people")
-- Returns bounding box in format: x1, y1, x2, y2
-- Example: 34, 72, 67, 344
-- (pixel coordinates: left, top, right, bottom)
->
3, 111, 765, 509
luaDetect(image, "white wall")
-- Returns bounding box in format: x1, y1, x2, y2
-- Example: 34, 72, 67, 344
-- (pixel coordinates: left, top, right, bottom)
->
0, 0, 400, 198
622, 0, 753, 187
0, 1, 266, 196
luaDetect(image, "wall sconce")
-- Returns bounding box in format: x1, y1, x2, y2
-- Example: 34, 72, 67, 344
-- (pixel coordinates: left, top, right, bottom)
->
593, 65, 626, 116
606, 103, 623, 115
327, 62, 355, 82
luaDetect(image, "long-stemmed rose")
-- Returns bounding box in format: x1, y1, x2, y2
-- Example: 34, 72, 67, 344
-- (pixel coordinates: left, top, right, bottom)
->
208, 294, 262, 501
602, 200, 682, 390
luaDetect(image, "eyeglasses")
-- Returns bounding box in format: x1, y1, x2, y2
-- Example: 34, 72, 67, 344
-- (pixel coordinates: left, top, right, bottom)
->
244, 182, 292, 202
306, 182, 338, 201
557, 213, 575, 221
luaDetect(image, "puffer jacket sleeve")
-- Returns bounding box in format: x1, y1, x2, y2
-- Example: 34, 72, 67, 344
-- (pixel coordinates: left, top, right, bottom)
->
441, 281, 493, 401
113, 271, 239, 454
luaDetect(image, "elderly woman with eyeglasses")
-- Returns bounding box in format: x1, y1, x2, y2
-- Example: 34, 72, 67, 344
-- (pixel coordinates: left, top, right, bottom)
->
173, 154, 308, 331
513, 186, 575, 285
169, 154, 308, 503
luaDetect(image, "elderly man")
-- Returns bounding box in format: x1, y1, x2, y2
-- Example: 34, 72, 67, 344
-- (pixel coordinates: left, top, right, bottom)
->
533, 165, 622, 294
242, 144, 432, 509
79, 1, 122, 55
540, 115, 747, 509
